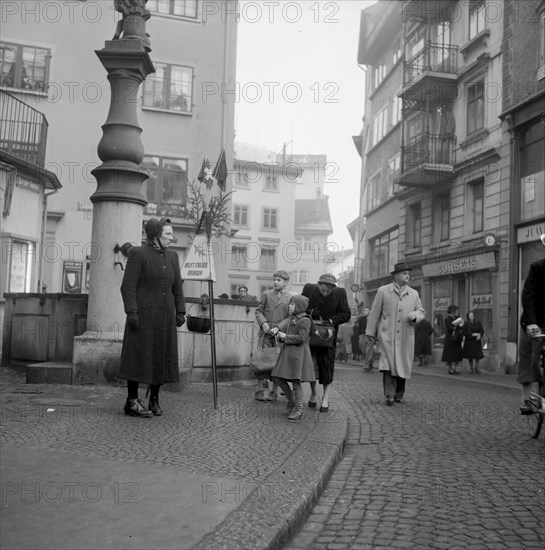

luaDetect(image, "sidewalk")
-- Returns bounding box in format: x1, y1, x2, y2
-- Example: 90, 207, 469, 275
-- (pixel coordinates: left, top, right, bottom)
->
0, 368, 347, 550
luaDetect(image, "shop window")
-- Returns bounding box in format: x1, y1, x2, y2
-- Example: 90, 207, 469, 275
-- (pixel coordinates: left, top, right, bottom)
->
519, 120, 545, 221
6, 239, 35, 293
0, 42, 50, 92
143, 62, 193, 113
432, 279, 452, 347
470, 272, 493, 350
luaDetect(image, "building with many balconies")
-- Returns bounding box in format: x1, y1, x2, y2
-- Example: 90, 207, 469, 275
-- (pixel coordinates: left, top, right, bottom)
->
356, 0, 514, 372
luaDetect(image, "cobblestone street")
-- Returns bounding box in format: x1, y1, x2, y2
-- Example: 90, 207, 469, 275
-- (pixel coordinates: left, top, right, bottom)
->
285, 364, 545, 550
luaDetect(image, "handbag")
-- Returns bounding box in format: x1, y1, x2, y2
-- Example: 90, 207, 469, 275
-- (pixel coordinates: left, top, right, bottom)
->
309, 311, 336, 348
249, 334, 281, 374
451, 327, 463, 342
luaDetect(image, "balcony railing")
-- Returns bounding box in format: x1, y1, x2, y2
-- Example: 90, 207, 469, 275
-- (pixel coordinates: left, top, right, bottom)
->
403, 133, 456, 172
0, 90, 48, 167
405, 42, 458, 85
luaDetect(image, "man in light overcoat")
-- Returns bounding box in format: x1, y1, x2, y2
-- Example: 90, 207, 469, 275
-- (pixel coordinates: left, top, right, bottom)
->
366, 261, 426, 405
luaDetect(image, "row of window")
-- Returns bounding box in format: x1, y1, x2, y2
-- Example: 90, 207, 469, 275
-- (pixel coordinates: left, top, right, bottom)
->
234, 170, 279, 190
233, 205, 278, 230
366, 155, 400, 211
1, 37, 194, 115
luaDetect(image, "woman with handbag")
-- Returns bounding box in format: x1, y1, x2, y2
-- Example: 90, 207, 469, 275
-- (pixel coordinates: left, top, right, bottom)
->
441, 305, 464, 375
302, 273, 351, 412
462, 310, 485, 374
271, 295, 315, 420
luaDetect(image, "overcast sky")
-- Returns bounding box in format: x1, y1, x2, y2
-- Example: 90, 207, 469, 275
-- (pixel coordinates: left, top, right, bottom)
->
234, 0, 376, 250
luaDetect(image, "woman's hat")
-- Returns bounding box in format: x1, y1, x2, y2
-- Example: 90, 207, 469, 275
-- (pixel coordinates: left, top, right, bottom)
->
317, 273, 337, 286
144, 217, 171, 240
390, 261, 412, 275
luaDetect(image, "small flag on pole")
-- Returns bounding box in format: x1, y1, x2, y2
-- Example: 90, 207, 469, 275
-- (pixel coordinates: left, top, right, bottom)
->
212, 148, 227, 192
198, 157, 214, 190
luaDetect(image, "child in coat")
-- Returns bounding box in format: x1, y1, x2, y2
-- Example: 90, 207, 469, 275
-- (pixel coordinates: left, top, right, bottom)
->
271, 295, 315, 420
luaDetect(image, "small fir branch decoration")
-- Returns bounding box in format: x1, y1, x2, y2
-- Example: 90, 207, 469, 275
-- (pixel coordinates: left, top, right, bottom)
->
181, 180, 233, 240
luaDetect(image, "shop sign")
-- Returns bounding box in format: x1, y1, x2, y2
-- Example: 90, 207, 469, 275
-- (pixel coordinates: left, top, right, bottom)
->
471, 294, 492, 309
433, 297, 450, 310
517, 222, 545, 244
422, 252, 496, 278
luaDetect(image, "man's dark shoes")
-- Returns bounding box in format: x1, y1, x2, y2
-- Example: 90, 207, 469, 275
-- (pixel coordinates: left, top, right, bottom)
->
394, 396, 403, 403
308, 399, 317, 408
124, 398, 153, 418
149, 398, 163, 416
386, 397, 394, 406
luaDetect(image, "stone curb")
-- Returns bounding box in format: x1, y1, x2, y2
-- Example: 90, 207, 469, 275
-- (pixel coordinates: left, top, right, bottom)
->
193, 391, 349, 550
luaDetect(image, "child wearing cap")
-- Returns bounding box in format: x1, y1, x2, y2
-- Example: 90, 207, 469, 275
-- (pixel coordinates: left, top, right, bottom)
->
254, 270, 293, 401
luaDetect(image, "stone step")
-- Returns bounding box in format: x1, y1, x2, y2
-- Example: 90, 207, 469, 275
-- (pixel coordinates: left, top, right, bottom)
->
26, 362, 73, 385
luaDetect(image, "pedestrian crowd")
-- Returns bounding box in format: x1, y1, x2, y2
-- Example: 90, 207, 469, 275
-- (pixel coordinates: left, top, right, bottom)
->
115, 218, 544, 419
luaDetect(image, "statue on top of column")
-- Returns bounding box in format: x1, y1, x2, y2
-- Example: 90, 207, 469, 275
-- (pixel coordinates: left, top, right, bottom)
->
112, 0, 151, 52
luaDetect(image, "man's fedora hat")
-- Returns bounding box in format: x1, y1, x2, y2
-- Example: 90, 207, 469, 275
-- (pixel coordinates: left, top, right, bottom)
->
390, 261, 412, 275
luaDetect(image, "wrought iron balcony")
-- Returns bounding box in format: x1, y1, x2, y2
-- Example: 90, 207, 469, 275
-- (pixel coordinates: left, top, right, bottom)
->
397, 133, 456, 187
0, 90, 48, 167
402, 42, 458, 108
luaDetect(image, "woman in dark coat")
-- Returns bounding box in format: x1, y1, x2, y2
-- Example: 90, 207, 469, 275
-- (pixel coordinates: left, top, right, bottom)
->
441, 305, 464, 375
462, 310, 484, 374
414, 318, 434, 366
302, 274, 351, 412
118, 217, 186, 417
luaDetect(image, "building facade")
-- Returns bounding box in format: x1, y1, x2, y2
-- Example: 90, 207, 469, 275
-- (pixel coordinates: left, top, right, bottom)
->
356, 0, 520, 372
1, 0, 237, 303
499, 0, 545, 364
230, 145, 333, 297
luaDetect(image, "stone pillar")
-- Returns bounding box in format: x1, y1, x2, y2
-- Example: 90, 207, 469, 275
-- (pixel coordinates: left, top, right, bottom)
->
73, 18, 154, 384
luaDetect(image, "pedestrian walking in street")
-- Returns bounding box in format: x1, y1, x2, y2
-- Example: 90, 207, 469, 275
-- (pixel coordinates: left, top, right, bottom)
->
414, 318, 434, 366
357, 308, 375, 371
441, 305, 464, 375
462, 310, 485, 374
118, 217, 186, 418
254, 270, 292, 402
271, 295, 315, 420
336, 317, 354, 362
517, 252, 545, 415
302, 274, 351, 412
365, 262, 426, 405
351, 320, 362, 361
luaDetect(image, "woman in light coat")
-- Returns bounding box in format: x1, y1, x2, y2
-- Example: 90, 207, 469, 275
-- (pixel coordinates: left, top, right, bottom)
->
365, 262, 426, 405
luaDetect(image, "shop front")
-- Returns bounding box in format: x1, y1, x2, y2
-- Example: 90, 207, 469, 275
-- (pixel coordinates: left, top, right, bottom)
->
420, 249, 501, 372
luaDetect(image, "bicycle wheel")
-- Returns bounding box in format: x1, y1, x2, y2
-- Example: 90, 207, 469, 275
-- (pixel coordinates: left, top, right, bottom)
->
528, 384, 544, 439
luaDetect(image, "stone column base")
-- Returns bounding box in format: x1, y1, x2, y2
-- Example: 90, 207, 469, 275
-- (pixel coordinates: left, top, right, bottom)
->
73, 331, 123, 385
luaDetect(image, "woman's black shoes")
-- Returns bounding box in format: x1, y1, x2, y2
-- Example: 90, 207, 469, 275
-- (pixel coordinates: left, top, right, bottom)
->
320, 405, 329, 413
124, 398, 153, 418
148, 398, 163, 416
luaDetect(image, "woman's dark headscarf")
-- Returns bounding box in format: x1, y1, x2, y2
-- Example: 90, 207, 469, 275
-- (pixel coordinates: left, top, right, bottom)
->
144, 217, 171, 248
